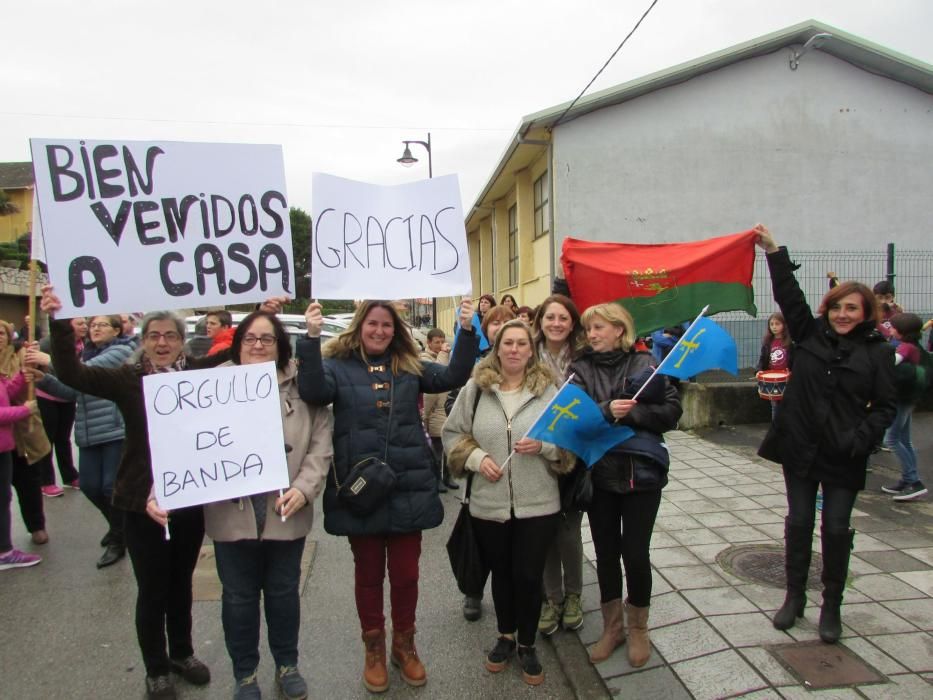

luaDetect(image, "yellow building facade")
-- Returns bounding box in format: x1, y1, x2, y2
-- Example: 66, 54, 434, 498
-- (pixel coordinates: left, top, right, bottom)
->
0, 162, 35, 244
436, 128, 554, 332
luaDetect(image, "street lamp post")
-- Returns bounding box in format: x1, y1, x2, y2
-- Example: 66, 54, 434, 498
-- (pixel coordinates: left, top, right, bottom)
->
397, 133, 436, 327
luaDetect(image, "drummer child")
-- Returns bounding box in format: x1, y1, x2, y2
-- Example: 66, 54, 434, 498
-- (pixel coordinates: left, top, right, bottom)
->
759, 312, 794, 421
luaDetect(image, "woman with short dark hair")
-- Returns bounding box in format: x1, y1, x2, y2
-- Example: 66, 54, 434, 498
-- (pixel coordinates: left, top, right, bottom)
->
756, 225, 895, 643
206, 310, 333, 700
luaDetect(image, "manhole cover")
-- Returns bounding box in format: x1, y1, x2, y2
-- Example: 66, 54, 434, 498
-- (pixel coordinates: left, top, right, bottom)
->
716, 544, 823, 589
769, 641, 885, 689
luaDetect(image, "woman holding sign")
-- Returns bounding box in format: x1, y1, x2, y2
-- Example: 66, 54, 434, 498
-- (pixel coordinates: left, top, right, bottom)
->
299, 298, 478, 693
570, 302, 681, 669
38, 286, 286, 700
205, 310, 333, 700
443, 319, 574, 686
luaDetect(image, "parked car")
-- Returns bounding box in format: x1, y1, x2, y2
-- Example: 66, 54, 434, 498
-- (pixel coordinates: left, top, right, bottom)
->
184, 312, 334, 355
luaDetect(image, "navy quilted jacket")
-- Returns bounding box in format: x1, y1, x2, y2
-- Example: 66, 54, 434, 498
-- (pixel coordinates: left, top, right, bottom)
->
297, 330, 478, 536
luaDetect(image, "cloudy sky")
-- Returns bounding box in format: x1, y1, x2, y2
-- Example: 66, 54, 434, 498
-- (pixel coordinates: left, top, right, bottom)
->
3, 0, 931, 213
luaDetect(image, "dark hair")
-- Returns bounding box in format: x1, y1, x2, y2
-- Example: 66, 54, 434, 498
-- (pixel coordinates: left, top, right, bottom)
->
207, 310, 233, 327
426, 328, 445, 341
818, 281, 879, 324
499, 294, 518, 308
762, 312, 792, 348
516, 305, 534, 319
532, 294, 585, 353
478, 294, 497, 311
91, 314, 123, 331
230, 311, 291, 371
872, 280, 895, 297
481, 305, 516, 341
889, 312, 922, 344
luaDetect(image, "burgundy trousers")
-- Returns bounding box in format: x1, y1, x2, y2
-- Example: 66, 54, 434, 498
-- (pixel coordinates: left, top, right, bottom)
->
348, 531, 422, 632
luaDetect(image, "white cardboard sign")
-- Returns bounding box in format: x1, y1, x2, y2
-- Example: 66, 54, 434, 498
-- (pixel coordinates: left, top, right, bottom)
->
143, 362, 290, 510
310, 173, 472, 299
30, 138, 294, 317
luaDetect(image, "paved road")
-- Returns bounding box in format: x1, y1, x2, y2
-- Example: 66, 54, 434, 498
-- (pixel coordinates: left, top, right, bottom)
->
1, 486, 587, 699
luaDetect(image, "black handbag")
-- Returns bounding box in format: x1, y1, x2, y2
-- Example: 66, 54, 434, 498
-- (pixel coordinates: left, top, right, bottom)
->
560, 462, 594, 512
335, 379, 396, 516
446, 473, 487, 595
445, 387, 488, 595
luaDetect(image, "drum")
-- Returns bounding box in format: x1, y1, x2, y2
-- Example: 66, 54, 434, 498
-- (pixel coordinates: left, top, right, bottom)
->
756, 370, 791, 401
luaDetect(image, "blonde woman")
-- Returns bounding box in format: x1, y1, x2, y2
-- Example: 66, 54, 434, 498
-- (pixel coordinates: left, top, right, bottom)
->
571, 303, 681, 668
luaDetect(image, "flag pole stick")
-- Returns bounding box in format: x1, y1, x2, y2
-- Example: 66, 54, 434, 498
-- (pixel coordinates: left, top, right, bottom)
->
631, 305, 710, 402
499, 373, 575, 471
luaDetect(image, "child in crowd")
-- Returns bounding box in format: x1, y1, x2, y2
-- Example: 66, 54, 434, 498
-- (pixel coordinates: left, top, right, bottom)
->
873, 280, 903, 341
881, 313, 928, 501
758, 312, 793, 421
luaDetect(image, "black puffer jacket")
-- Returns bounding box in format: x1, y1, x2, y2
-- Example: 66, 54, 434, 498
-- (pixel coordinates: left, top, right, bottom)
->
297, 330, 478, 536
758, 248, 895, 490
569, 349, 682, 494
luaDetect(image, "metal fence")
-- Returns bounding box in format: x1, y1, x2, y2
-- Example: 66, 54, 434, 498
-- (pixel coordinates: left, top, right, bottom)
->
712, 247, 933, 370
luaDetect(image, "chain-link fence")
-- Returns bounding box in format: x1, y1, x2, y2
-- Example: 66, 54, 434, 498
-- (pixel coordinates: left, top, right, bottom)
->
712, 247, 933, 370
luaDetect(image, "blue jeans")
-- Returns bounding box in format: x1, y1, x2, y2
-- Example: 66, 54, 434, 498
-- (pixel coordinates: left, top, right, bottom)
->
79, 440, 122, 512
214, 537, 305, 680
884, 403, 918, 484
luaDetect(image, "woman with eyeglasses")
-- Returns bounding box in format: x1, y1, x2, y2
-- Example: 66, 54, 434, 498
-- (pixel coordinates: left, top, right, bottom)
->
27, 314, 136, 568
300, 298, 478, 693
204, 311, 333, 700
38, 285, 287, 700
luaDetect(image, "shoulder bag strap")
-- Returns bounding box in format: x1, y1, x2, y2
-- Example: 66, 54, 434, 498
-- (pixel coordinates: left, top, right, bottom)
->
463, 385, 483, 503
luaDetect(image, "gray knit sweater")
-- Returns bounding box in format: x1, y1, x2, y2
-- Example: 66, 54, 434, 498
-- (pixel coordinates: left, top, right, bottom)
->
443, 358, 574, 523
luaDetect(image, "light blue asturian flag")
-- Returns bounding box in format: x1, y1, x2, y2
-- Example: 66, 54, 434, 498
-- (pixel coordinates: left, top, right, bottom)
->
526, 383, 634, 467
656, 316, 738, 380
452, 308, 489, 354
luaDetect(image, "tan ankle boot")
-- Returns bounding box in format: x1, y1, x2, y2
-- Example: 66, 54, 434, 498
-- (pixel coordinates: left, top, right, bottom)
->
362, 629, 389, 693
625, 601, 651, 667
391, 626, 427, 686
589, 599, 625, 663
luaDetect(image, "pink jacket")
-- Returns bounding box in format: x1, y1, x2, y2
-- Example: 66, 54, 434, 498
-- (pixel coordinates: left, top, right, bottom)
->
0, 372, 32, 453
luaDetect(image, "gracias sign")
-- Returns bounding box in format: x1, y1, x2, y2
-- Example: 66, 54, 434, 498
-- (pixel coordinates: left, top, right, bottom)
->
30, 138, 294, 317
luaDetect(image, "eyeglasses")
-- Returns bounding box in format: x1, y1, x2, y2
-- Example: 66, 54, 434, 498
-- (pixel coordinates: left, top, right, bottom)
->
89, 322, 117, 330
144, 331, 182, 343
243, 334, 277, 347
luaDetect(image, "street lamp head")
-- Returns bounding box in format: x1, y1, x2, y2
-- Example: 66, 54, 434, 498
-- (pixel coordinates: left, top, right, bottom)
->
397, 143, 418, 167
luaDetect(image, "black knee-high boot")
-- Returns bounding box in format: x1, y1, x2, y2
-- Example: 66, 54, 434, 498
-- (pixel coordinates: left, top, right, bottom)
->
773, 519, 813, 630
819, 527, 854, 643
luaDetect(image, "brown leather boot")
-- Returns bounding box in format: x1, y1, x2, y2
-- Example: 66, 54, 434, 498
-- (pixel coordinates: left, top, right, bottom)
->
361, 629, 389, 693
589, 599, 625, 664
390, 626, 427, 687
625, 601, 651, 668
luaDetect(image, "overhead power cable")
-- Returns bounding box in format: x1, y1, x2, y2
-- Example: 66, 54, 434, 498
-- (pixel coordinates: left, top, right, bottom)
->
552, 0, 661, 129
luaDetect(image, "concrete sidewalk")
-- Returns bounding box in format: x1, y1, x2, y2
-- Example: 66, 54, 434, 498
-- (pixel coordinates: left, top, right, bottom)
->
2, 428, 931, 698
565, 430, 933, 699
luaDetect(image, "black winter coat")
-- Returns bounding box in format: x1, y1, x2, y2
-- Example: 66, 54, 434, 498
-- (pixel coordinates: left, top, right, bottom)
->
758, 248, 895, 490
297, 331, 479, 536
569, 349, 682, 494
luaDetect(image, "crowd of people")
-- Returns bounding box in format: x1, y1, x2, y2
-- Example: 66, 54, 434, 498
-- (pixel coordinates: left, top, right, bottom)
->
1, 223, 930, 698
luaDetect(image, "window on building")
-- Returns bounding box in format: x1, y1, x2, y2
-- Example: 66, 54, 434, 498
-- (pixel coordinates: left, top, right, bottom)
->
533, 171, 549, 238
508, 204, 518, 286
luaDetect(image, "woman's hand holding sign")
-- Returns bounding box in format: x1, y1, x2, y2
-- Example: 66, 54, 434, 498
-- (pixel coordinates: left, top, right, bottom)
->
458, 296, 475, 330
40, 284, 63, 317
275, 487, 307, 520
305, 301, 324, 338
